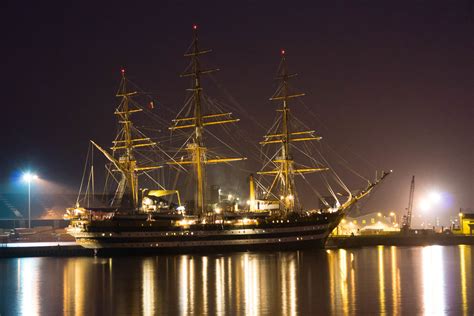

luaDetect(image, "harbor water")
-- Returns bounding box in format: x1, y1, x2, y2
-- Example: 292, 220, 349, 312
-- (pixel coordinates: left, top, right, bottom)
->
0, 245, 473, 315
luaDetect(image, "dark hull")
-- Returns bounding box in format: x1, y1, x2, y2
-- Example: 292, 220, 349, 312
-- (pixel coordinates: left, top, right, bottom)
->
68, 212, 343, 255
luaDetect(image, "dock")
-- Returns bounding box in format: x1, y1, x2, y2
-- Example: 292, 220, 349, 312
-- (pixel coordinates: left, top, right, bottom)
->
0, 242, 93, 258
327, 234, 474, 248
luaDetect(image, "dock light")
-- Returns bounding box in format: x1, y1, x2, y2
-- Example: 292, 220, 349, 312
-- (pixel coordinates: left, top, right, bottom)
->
22, 172, 38, 229
228, 194, 233, 200
429, 191, 442, 203
419, 199, 430, 212
22, 172, 38, 183
377, 212, 382, 217
287, 194, 294, 200
215, 208, 221, 214
420, 191, 442, 212
389, 212, 395, 216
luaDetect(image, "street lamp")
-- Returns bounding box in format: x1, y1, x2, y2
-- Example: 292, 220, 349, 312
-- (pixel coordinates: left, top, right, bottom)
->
22, 172, 38, 229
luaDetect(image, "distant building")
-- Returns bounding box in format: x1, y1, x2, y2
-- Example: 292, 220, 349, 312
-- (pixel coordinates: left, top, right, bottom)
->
459, 213, 474, 235
333, 211, 398, 236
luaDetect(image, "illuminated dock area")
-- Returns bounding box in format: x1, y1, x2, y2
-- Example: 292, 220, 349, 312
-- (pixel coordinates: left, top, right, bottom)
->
327, 233, 474, 248
0, 242, 92, 258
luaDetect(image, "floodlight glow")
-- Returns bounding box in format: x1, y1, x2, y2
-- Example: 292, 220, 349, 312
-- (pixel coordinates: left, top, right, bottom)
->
419, 199, 430, 212
22, 172, 38, 183
429, 191, 442, 203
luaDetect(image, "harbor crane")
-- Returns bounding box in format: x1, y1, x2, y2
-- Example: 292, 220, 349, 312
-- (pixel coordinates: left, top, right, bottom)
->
402, 176, 415, 231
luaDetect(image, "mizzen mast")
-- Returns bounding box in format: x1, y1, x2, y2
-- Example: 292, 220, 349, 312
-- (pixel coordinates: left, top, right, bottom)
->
258, 50, 328, 214
169, 25, 245, 216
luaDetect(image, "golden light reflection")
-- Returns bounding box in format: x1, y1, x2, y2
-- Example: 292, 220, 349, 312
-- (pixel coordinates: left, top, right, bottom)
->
459, 245, 470, 315
280, 254, 297, 315
288, 258, 297, 316
378, 246, 385, 315
422, 246, 445, 315
243, 254, 260, 316
327, 251, 336, 314
179, 255, 190, 315
202, 256, 208, 315
390, 246, 400, 316
226, 258, 232, 311
338, 249, 349, 315
62, 259, 88, 316
350, 252, 356, 311
142, 259, 156, 316
216, 257, 226, 314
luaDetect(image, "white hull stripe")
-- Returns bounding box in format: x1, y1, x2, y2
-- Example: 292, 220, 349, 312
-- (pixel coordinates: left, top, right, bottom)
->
77, 231, 329, 249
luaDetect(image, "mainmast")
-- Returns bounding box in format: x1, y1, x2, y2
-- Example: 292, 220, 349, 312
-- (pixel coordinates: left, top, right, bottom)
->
170, 25, 246, 216
258, 50, 327, 214
91, 69, 161, 210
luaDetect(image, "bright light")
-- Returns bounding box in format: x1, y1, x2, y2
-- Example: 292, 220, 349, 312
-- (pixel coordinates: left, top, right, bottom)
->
215, 208, 221, 214
287, 194, 294, 200
228, 194, 233, 200
389, 212, 395, 216
429, 191, 442, 203
377, 212, 382, 217
22, 172, 38, 183
419, 199, 430, 212
177, 206, 185, 212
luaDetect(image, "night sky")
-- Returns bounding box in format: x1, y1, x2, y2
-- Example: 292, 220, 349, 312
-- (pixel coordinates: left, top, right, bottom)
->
2, 1, 473, 223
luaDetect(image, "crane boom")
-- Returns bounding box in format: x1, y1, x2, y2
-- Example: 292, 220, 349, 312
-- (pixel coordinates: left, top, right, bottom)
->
403, 176, 415, 229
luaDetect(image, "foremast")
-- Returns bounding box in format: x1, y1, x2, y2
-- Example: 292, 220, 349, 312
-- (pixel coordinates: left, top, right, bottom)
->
91, 70, 161, 210
169, 25, 245, 216
258, 50, 328, 214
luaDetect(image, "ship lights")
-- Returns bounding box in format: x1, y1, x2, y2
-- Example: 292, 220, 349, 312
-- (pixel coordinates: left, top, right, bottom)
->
177, 206, 186, 214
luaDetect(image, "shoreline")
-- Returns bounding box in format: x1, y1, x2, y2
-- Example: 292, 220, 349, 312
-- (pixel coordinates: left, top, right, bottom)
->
1, 234, 474, 258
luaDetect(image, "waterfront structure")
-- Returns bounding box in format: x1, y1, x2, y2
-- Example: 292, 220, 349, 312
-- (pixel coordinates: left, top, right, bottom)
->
459, 213, 474, 235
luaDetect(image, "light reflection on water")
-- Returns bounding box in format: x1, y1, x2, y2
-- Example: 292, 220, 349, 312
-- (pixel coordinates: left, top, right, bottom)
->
0, 245, 473, 315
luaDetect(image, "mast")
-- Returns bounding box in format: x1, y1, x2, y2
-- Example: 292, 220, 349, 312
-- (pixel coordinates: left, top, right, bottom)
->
170, 25, 246, 216
91, 69, 161, 210
258, 50, 327, 214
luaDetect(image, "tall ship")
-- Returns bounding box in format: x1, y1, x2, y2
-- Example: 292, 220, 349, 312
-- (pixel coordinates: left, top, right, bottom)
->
65, 26, 390, 254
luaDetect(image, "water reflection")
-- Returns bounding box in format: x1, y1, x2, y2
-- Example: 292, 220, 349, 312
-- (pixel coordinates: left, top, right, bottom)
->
459, 245, 471, 316
422, 246, 445, 315
142, 259, 155, 316
18, 258, 39, 316
378, 246, 386, 314
1, 245, 473, 315
390, 246, 400, 316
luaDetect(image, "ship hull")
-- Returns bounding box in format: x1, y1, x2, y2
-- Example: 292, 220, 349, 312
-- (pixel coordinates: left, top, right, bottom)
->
67, 214, 342, 255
